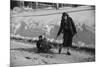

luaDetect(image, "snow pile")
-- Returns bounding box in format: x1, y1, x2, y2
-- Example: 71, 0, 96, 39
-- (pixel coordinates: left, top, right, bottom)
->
10, 6, 95, 48
11, 6, 95, 35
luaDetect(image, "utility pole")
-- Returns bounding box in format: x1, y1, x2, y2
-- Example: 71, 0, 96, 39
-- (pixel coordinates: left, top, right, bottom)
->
18, 0, 24, 8
54, 3, 59, 9
29, 2, 33, 8
56, 3, 59, 9
32, 2, 38, 9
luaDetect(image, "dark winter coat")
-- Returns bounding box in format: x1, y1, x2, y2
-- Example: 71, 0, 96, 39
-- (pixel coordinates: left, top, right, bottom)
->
36, 38, 51, 51
57, 17, 77, 38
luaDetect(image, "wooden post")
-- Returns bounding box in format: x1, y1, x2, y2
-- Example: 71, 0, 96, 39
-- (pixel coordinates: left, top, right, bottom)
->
56, 3, 59, 9
33, 2, 38, 9
35, 2, 38, 9
18, 1, 24, 8
22, 1, 24, 8
29, 2, 32, 8
54, 3, 59, 9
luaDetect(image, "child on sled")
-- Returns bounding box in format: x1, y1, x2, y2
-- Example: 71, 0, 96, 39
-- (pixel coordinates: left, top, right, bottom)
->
36, 35, 51, 52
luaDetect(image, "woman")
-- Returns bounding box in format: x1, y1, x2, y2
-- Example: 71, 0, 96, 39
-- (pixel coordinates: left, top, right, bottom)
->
56, 12, 77, 55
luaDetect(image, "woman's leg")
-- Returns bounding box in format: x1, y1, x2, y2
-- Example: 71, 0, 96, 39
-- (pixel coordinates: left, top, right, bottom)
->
63, 34, 71, 54
66, 34, 73, 55
68, 36, 73, 47
58, 44, 63, 54
58, 34, 68, 54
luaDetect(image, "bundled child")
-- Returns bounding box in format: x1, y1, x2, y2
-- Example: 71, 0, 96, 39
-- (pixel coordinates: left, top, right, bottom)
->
36, 35, 51, 52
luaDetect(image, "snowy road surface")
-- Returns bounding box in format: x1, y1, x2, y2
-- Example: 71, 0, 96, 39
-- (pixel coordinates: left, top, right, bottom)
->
10, 40, 95, 66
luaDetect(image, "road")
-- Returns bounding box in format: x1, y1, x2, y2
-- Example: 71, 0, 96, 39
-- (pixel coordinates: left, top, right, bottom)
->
10, 40, 95, 67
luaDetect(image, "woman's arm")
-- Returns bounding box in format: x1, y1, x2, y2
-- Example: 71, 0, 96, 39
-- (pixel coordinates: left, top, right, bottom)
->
57, 21, 63, 37
70, 18, 77, 35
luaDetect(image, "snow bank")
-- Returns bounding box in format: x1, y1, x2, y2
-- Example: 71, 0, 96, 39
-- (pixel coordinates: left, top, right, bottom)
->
10, 6, 95, 47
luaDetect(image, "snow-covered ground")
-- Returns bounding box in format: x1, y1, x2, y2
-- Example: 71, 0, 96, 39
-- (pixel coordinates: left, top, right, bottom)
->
10, 6, 95, 66
10, 40, 95, 66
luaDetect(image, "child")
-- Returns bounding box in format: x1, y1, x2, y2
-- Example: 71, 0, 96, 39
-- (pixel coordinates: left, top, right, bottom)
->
36, 35, 51, 52
36, 35, 43, 52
